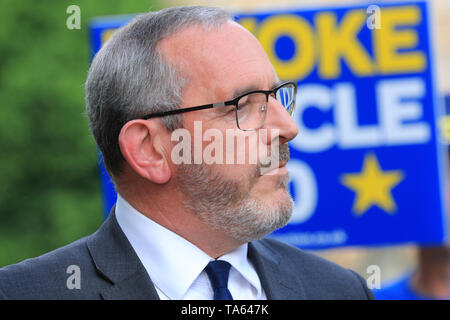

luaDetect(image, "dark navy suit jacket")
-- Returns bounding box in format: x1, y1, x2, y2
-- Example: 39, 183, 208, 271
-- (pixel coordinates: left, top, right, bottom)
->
0, 210, 375, 300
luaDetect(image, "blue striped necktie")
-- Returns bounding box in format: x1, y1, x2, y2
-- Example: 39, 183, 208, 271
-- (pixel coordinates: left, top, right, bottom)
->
205, 260, 234, 300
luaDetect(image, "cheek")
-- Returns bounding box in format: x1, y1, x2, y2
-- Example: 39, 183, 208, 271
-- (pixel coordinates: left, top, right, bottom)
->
220, 131, 261, 184
215, 163, 257, 184
226, 131, 261, 166
182, 119, 263, 178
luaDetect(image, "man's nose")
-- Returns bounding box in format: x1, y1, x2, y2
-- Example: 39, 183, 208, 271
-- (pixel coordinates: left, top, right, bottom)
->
263, 96, 299, 145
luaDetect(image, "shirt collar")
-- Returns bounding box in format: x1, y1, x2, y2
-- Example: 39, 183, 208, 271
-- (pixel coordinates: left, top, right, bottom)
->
115, 194, 262, 299
219, 244, 263, 299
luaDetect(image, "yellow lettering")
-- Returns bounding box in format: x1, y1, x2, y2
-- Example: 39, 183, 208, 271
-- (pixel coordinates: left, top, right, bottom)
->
238, 18, 258, 35
374, 6, 426, 73
316, 10, 374, 78
101, 29, 117, 45
258, 15, 315, 81
439, 116, 450, 143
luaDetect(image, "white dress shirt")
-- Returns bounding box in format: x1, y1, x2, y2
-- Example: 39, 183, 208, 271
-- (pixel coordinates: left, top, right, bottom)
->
115, 194, 267, 300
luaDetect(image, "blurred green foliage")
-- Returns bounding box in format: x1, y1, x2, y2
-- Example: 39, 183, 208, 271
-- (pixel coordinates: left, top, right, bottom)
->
0, 0, 162, 267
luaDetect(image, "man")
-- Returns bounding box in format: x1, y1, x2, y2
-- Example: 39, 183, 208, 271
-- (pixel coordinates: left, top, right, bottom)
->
375, 148, 450, 300
374, 246, 450, 300
0, 6, 374, 300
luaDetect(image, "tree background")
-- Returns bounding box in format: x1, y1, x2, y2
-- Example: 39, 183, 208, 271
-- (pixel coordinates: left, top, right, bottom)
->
0, 0, 161, 267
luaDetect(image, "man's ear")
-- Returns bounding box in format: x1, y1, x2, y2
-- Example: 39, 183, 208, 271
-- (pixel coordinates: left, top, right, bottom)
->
118, 119, 171, 184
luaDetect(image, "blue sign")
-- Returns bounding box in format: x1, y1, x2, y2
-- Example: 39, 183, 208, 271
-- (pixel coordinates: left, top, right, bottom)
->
89, 1, 448, 249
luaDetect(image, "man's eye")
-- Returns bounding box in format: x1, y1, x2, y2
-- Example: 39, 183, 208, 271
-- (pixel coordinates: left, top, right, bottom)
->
238, 96, 249, 106
237, 102, 248, 110
226, 107, 235, 115
219, 105, 235, 116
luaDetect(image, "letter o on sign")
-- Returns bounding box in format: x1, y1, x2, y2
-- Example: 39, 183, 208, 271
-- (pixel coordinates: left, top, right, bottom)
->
287, 159, 318, 224
258, 15, 315, 80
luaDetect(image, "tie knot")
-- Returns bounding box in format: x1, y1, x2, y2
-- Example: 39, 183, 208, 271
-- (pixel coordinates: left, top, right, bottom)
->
205, 260, 232, 289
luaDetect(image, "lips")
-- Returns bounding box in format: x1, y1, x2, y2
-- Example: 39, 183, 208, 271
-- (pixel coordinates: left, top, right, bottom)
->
262, 165, 288, 176
257, 144, 290, 176
260, 145, 290, 167
259, 160, 289, 177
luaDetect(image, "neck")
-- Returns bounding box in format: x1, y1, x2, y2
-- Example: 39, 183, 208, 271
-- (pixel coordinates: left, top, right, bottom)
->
117, 180, 243, 259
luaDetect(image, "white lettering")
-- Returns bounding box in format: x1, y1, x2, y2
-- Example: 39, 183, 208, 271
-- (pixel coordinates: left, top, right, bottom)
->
171, 128, 191, 164
335, 83, 382, 148
66, 265, 81, 290
66, 5, 81, 30
291, 84, 335, 152
287, 159, 318, 224
289, 78, 430, 153
378, 78, 430, 145
366, 265, 381, 289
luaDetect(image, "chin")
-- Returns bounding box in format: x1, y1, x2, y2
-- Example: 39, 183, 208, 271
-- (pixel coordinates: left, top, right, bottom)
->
226, 191, 294, 243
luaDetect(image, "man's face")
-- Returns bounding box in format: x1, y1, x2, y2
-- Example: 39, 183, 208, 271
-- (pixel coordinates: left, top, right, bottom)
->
159, 21, 299, 242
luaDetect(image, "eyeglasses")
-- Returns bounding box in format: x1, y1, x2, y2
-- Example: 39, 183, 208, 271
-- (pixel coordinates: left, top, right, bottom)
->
141, 81, 297, 131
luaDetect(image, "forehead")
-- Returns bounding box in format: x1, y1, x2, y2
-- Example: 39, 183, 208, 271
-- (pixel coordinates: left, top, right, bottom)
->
159, 21, 277, 103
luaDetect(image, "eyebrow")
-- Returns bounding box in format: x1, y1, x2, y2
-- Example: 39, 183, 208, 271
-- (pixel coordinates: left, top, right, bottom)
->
230, 78, 284, 100
231, 84, 261, 100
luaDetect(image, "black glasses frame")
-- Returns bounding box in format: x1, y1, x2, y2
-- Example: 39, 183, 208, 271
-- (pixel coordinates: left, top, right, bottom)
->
140, 81, 297, 130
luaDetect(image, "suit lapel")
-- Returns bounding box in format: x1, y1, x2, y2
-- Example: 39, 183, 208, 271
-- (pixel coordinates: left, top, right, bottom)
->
86, 207, 160, 300
248, 241, 306, 300
86, 207, 307, 299
99, 269, 159, 300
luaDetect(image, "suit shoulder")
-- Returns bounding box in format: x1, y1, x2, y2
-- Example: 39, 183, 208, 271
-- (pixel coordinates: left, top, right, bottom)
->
0, 236, 93, 299
255, 238, 374, 299
258, 237, 346, 271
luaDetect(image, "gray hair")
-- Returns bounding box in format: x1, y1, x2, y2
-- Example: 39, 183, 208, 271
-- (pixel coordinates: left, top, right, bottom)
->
85, 6, 232, 177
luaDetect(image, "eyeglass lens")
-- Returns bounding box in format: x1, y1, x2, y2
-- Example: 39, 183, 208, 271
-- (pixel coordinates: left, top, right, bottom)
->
236, 83, 296, 131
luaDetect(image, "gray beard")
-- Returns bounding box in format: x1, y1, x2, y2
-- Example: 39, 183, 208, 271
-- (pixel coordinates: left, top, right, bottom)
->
176, 144, 293, 243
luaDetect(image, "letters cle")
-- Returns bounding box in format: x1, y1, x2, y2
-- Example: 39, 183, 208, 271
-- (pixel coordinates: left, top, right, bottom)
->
292, 77, 430, 152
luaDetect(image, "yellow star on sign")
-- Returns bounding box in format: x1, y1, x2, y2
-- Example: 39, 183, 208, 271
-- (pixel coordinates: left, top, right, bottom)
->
341, 153, 404, 216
